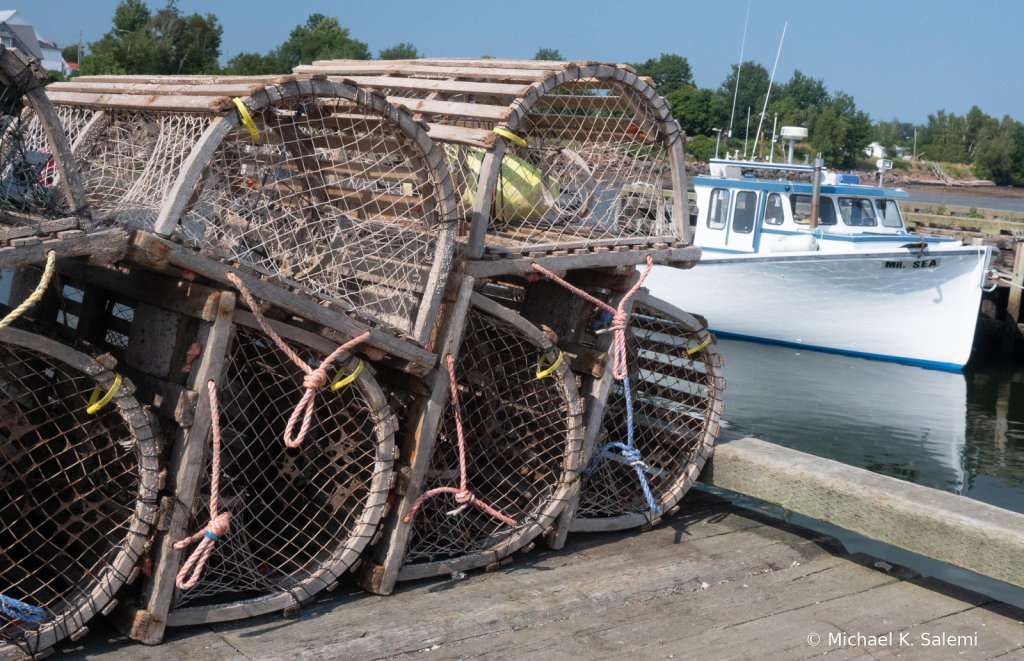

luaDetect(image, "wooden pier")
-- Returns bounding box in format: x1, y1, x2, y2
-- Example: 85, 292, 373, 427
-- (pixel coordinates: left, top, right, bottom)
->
48, 439, 1024, 661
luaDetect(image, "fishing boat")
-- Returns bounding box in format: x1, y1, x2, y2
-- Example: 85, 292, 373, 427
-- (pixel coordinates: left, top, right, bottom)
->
642, 153, 997, 370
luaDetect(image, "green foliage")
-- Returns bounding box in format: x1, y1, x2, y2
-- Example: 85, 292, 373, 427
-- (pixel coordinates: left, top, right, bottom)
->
808, 105, 847, 166
379, 43, 421, 60
629, 54, 692, 95
40, 70, 64, 86
666, 85, 728, 138
890, 158, 909, 171
78, 52, 127, 76
778, 70, 828, 110
86, 0, 222, 75
967, 207, 984, 219
61, 45, 79, 64
937, 204, 947, 215
685, 134, 719, 162
278, 14, 370, 67
222, 51, 287, 75
718, 61, 770, 122
534, 48, 563, 61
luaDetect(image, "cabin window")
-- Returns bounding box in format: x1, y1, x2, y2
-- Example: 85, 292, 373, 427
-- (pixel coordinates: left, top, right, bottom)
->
839, 198, 878, 226
707, 188, 730, 230
790, 195, 836, 225
875, 199, 904, 228
732, 191, 758, 234
764, 193, 785, 225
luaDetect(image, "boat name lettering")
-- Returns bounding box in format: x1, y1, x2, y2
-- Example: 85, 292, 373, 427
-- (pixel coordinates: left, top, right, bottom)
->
883, 259, 941, 270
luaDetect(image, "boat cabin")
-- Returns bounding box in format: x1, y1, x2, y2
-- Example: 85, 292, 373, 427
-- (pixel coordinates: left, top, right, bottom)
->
690, 159, 911, 255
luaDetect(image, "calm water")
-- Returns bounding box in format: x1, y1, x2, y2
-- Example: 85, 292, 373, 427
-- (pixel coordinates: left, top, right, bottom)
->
715, 337, 1024, 606
907, 190, 1024, 214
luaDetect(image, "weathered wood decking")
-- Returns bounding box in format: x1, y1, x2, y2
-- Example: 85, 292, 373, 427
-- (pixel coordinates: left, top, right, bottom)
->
54, 490, 1024, 660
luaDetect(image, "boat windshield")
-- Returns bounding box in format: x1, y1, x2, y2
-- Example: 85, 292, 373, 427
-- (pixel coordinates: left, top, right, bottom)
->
791, 194, 836, 225
839, 198, 877, 226
874, 199, 904, 228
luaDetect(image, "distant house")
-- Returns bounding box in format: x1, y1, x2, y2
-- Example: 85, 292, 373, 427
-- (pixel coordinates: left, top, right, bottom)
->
0, 9, 69, 74
865, 141, 906, 160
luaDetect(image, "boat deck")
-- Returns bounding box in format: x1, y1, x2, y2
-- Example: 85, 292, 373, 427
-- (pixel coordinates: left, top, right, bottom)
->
54, 490, 1024, 660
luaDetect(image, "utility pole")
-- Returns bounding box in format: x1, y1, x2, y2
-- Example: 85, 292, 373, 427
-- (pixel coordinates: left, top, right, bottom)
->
78, 31, 82, 68
913, 127, 918, 160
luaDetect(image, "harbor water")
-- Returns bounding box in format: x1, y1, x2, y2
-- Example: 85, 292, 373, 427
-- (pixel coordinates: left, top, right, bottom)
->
714, 336, 1024, 607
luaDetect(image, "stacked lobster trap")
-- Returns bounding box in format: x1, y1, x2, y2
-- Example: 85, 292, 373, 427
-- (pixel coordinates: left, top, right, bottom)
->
0, 56, 724, 655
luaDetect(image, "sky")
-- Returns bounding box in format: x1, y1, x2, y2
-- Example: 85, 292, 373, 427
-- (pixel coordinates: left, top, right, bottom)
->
29, 0, 1024, 125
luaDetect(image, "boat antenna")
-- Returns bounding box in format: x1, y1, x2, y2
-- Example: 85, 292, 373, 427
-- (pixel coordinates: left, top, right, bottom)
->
727, 0, 752, 141
753, 21, 787, 160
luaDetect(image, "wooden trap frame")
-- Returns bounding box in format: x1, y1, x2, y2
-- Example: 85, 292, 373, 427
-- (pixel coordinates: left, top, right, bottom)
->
4, 255, 397, 641
295, 58, 698, 275
36, 74, 459, 360
567, 292, 724, 532
0, 325, 158, 660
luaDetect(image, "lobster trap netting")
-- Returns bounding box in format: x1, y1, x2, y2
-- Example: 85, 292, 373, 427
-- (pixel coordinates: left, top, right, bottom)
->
402, 306, 583, 569
172, 324, 393, 613
0, 330, 157, 654
575, 298, 723, 520
0, 89, 73, 222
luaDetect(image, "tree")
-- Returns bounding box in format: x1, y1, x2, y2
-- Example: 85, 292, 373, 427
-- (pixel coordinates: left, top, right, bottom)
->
717, 61, 770, 125
170, 11, 223, 73
685, 134, 719, 162
534, 47, 563, 61
974, 115, 1018, 183
379, 43, 421, 60
665, 85, 729, 138
61, 44, 79, 65
278, 14, 370, 67
779, 70, 828, 110
808, 105, 847, 166
630, 54, 692, 95
223, 51, 286, 75
78, 52, 127, 76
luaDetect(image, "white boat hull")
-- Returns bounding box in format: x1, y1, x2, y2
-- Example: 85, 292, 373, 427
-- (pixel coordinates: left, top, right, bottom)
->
646, 248, 989, 369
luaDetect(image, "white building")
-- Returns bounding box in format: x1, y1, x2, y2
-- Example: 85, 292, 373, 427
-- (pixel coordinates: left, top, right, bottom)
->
865, 141, 905, 160
0, 10, 69, 74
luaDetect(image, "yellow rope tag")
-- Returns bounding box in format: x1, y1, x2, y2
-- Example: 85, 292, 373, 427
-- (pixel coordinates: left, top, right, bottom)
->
87, 373, 123, 414
536, 350, 563, 379
232, 97, 260, 141
686, 335, 711, 355
331, 359, 364, 391
493, 127, 526, 147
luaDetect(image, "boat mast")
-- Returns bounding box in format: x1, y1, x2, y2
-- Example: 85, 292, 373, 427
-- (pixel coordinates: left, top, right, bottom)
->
727, 0, 752, 142
753, 21, 788, 161
743, 106, 751, 158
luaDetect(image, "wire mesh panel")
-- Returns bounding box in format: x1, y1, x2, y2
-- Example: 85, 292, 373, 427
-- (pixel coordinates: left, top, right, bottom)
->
42, 77, 458, 343
0, 327, 157, 657
399, 303, 583, 579
295, 60, 687, 263
572, 294, 724, 529
167, 323, 393, 623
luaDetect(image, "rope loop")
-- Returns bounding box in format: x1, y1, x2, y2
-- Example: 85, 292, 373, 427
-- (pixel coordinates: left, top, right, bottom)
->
0, 595, 46, 623
174, 381, 231, 590
86, 373, 123, 415
686, 335, 711, 356
225, 271, 370, 448
1, 250, 56, 329
493, 126, 526, 147
232, 97, 260, 141
536, 350, 563, 380
403, 354, 518, 527
331, 359, 364, 391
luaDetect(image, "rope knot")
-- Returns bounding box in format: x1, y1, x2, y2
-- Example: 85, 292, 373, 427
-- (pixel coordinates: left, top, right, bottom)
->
454, 489, 477, 506
209, 511, 231, 537
303, 367, 329, 390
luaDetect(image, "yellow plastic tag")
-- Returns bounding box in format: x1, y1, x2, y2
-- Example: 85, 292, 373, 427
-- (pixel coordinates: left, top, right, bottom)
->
232, 97, 260, 141
331, 359, 364, 391
87, 373, 123, 414
536, 350, 563, 379
686, 335, 711, 355
493, 127, 527, 147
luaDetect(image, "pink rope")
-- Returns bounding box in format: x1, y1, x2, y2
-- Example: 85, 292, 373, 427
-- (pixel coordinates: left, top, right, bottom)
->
181, 342, 202, 374
174, 380, 230, 590
403, 354, 518, 527
530, 255, 654, 380
226, 271, 371, 448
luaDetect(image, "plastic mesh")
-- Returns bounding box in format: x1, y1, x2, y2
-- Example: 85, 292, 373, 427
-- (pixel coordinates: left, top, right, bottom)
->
174, 324, 391, 608
403, 306, 582, 566
0, 340, 147, 649
576, 301, 720, 519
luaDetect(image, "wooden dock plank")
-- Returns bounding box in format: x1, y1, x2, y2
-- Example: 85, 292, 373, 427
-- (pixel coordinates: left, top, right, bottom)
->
46, 492, 1024, 661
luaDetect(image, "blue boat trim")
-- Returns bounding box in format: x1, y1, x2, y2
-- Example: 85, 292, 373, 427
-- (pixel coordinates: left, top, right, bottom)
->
759, 228, 958, 243
709, 330, 965, 373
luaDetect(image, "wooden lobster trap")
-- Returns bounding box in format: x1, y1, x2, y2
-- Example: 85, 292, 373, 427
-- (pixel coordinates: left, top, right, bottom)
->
294, 59, 699, 276
568, 292, 724, 532
35, 74, 459, 373
0, 325, 158, 660
3, 255, 396, 640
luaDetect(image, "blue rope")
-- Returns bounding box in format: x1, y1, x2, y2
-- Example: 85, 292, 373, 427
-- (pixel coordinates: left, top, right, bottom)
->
0, 595, 46, 623
586, 374, 658, 514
